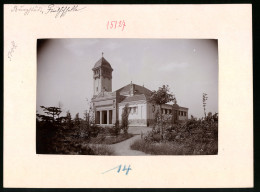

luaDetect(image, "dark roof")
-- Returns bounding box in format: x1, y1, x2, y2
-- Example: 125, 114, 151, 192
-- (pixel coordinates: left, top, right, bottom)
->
120, 94, 147, 103
116, 83, 152, 96
92, 57, 113, 70
172, 103, 180, 109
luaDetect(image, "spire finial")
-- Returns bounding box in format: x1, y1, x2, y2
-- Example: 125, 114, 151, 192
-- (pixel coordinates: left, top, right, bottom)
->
102, 52, 104, 57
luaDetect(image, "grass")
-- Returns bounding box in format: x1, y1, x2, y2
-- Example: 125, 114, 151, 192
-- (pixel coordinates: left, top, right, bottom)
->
130, 139, 218, 155
89, 133, 134, 144
89, 144, 115, 155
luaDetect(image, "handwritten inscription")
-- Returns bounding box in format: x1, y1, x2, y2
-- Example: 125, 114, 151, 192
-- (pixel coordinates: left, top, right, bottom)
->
102, 164, 132, 175
46, 4, 86, 18
107, 20, 126, 31
11, 5, 44, 15
8, 41, 17, 61
10, 4, 86, 18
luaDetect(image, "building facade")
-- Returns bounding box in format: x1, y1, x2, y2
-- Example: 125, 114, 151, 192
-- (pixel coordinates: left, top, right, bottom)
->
91, 55, 188, 127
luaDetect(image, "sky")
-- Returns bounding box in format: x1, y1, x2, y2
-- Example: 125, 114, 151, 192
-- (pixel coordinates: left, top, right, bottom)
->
37, 39, 218, 119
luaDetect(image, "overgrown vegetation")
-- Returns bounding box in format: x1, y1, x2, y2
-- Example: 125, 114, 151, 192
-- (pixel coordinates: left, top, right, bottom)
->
36, 104, 116, 155
131, 113, 218, 155
149, 85, 175, 140
121, 104, 130, 134
36, 104, 133, 155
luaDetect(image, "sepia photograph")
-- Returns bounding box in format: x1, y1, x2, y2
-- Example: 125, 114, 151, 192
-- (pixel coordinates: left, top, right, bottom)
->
4, 3, 253, 188
36, 38, 218, 156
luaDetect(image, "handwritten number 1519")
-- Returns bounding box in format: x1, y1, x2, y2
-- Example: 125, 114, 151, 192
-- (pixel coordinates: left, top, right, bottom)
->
107, 20, 126, 31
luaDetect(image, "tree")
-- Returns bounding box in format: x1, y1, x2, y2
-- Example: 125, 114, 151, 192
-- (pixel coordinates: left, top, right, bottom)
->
84, 110, 89, 125
36, 106, 62, 154
202, 93, 208, 118
66, 111, 73, 128
57, 101, 63, 122
39, 106, 62, 124
149, 85, 175, 140
121, 104, 130, 134
74, 113, 80, 128
85, 98, 96, 125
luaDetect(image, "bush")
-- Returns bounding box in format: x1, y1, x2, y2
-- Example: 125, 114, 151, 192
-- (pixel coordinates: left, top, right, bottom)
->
89, 145, 115, 155
121, 105, 129, 134
89, 124, 101, 137
108, 121, 121, 136
131, 138, 217, 155
138, 118, 218, 155
131, 139, 190, 155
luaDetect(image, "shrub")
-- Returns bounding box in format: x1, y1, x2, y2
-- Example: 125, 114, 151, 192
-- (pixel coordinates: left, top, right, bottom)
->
131, 138, 217, 155
121, 105, 129, 134
108, 120, 121, 136
89, 145, 115, 155
131, 139, 190, 155
138, 118, 218, 155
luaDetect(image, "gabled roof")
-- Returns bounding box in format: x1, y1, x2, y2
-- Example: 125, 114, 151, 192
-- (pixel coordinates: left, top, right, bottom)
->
92, 57, 113, 70
120, 94, 147, 103
116, 83, 152, 96
172, 103, 180, 109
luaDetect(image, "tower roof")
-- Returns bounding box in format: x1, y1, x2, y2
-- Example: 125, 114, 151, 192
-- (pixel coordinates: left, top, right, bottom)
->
92, 57, 113, 70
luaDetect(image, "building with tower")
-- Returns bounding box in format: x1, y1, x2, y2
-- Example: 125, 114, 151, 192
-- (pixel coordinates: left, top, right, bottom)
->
91, 54, 189, 127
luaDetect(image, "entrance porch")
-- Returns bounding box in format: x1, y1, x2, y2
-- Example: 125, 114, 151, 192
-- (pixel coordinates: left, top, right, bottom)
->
96, 110, 113, 125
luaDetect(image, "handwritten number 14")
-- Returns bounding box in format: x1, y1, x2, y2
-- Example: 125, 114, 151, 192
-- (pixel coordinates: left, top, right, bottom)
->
118, 165, 132, 175
102, 164, 132, 175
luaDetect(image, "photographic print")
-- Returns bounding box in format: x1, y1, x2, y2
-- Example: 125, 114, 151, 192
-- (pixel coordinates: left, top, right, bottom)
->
4, 4, 253, 188
36, 39, 218, 156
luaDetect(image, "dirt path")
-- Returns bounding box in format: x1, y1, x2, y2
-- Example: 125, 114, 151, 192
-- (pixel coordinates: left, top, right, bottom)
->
110, 126, 152, 156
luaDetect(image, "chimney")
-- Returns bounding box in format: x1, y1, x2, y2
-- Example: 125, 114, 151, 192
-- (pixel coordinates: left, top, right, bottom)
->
130, 82, 135, 96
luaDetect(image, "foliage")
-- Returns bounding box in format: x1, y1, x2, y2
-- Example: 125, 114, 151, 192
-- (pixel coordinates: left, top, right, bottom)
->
149, 85, 175, 105
74, 113, 80, 128
84, 99, 96, 125
134, 113, 218, 155
36, 106, 65, 153
88, 145, 114, 155
149, 85, 175, 140
114, 120, 120, 136
65, 111, 73, 129
153, 109, 159, 129
89, 133, 133, 145
37, 106, 62, 126
131, 138, 217, 155
39, 106, 62, 123
203, 93, 208, 118
37, 105, 102, 155
131, 139, 191, 155
108, 120, 121, 136
121, 104, 130, 134
152, 114, 173, 133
